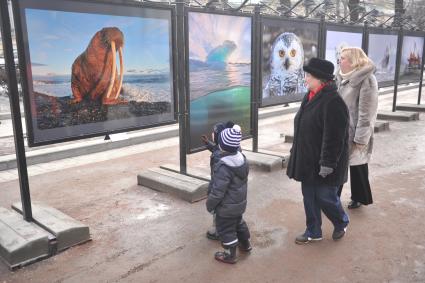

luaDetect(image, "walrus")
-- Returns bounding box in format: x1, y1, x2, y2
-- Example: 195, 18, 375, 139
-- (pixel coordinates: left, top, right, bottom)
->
71, 27, 124, 105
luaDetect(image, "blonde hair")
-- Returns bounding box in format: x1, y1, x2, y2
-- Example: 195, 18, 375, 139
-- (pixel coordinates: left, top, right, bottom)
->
341, 47, 371, 69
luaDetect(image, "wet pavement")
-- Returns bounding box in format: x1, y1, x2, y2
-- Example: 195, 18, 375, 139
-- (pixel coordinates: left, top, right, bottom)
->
0, 88, 425, 282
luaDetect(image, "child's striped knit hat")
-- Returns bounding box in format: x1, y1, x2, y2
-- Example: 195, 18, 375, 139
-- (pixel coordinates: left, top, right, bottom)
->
219, 125, 242, 153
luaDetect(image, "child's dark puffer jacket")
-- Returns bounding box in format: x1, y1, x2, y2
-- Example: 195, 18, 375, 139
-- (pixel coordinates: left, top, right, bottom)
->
206, 151, 249, 218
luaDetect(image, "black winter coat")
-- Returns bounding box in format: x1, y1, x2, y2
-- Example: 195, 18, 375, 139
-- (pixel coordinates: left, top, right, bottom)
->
206, 151, 249, 218
286, 82, 349, 186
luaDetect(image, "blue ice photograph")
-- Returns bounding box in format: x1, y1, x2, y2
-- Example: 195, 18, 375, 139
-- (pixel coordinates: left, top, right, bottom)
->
188, 12, 252, 151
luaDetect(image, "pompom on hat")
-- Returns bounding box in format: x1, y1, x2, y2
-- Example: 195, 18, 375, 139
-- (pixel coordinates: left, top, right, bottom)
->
219, 125, 242, 153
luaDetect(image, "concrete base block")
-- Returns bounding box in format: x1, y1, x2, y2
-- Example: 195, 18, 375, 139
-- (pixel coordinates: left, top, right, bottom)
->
284, 134, 294, 143
377, 111, 419, 121
243, 151, 284, 172
137, 168, 209, 203
396, 103, 425, 112
257, 149, 290, 168
160, 164, 211, 182
374, 121, 390, 133
12, 203, 91, 252
0, 207, 51, 269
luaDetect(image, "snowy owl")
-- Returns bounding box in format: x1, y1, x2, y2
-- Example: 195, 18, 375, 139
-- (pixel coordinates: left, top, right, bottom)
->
263, 32, 306, 98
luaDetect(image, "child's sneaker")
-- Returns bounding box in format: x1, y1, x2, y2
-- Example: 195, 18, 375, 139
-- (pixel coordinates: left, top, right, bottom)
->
214, 246, 237, 264
206, 230, 220, 240
206, 215, 219, 240
239, 239, 252, 252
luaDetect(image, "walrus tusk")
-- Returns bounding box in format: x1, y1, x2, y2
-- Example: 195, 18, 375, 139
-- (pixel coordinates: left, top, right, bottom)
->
105, 40, 116, 99
114, 46, 124, 100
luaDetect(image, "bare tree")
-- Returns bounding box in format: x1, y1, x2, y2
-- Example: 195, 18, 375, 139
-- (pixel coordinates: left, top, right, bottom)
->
348, 0, 360, 22
278, 0, 291, 13
405, 0, 425, 29
335, 0, 341, 19
343, 0, 348, 18
303, 0, 315, 17
280, 0, 291, 8
393, 0, 404, 27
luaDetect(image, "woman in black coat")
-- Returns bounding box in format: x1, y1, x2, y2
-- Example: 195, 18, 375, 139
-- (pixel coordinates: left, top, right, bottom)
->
286, 58, 350, 244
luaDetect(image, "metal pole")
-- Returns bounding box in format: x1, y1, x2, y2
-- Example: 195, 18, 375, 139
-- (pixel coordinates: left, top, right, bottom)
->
176, 1, 187, 174
252, 5, 260, 152
319, 16, 326, 59
417, 36, 425, 105
0, 0, 33, 221
393, 29, 403, 112
362, 22, 369, 54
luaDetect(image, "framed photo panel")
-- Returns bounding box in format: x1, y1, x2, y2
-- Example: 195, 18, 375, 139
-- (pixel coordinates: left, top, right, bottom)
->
398, 33, 424, 85
14, 0, 176, 146
367, 29, 399, 87
324, 24, 364, 74
186, 9, 252, 153
260, 17, 320, 107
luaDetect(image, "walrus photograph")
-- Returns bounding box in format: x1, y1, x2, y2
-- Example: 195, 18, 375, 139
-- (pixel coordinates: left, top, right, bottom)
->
19, 2, 174, 145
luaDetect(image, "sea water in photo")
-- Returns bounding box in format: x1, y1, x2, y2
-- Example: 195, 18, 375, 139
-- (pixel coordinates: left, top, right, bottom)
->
33, 73, 172, 103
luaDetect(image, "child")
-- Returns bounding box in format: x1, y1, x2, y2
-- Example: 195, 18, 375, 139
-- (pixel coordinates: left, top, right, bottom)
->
201, 121, 235, 240
206, 125, 252, 264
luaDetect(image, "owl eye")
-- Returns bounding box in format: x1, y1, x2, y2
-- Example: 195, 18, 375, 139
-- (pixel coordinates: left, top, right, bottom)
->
290, 49, 296, 57
279, 50, 285, 58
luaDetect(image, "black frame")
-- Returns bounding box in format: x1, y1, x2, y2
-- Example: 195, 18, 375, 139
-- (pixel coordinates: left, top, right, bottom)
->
397, 30, 425, 86
366, 27, 400, 88
13, 0, 178, 147
0, 0, 33, 221
259, 15, 321, 107
184, 7, 254, 154
323, 22, 365, 71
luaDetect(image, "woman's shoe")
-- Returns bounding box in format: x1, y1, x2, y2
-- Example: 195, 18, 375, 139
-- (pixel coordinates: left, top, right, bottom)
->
295, 233, 322, 244
348, 200, 362, 209
332, 226, 347, 240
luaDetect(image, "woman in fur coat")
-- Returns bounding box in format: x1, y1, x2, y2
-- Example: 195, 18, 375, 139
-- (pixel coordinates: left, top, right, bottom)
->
336, 47, 379, 209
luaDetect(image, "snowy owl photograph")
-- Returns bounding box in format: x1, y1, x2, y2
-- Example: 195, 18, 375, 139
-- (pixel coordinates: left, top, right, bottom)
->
264, 32, 305, 97
262, 19, 319, 106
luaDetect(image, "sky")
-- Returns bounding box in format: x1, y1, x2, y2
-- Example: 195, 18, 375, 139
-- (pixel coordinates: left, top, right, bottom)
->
188, 12, 251, 64
25, 8, 172, 76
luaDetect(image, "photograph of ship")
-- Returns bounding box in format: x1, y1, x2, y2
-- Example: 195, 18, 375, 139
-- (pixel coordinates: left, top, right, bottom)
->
187, 12, 252, 152
19, 2, 174, 145
368, 33, 398, 85
261, 19, 319, 107
325, 30, 363, 74
399, 35, 424, 84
